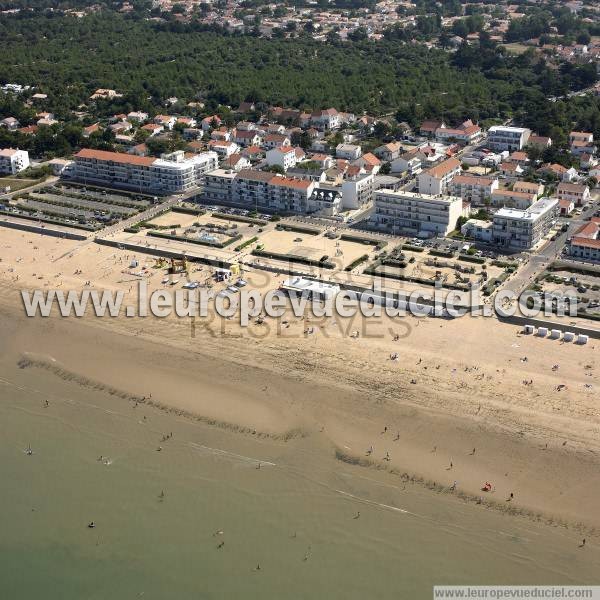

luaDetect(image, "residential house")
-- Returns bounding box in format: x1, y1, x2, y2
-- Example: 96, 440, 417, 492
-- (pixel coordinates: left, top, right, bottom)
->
354, 152, 381, 174
391, 150, 422, 176
557, 182, 590, 206
417, 157, 461, 195
491, 189, 536, 210
513, 181, 544, 197
208, 140, 239, 158
154, 115, 177, 130
0, 117, 19, 130
141, 123, 164, 137
127, 111, 149, 123
374, 141, 403, 162
527, 135, 552, 149
498, 162, 524, 178
83, 123, 101, 138
558, 198, 575, 215
419, 120, 445, 137
434, 120, 482, 144
335, 144, 362, 160
310, 108, 340, 130
233, 129, 263, 147
223, 153, 251, 171
201, 115, 222, 131
264, 133, 291, 150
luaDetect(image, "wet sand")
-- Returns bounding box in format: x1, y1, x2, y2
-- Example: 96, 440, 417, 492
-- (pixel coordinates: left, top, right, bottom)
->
0, 227, 599, 596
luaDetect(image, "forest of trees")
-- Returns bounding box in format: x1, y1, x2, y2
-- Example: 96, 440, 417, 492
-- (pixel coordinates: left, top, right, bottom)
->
0, 9, 599, 153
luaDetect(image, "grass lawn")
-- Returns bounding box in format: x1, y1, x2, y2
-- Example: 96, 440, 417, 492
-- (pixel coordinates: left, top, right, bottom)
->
0, 177, 43, 192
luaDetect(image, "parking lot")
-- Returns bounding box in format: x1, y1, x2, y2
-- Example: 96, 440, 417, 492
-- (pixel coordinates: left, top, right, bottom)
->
4, 184, 153, 231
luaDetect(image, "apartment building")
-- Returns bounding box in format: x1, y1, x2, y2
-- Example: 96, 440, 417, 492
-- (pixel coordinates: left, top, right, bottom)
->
417, 157, 461, 196
0, 148, 30, 174
72, 148, 218, 194
491, 198, 558, 250
310, 108, 340, 130
450, 174, 498, 205
434, 120, 482, 144
557, 182, 591, 206
341, 172, 374, 209
487, 126, 531, 151
372, 189, 463, 236
568, 218, 600, 263
266, 146, 298, 171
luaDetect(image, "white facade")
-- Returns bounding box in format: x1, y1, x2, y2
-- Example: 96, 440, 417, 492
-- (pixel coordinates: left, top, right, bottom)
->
461, 219, 493, 242
492, 198, 558, 250
266, 147, 298, 172
0, 148, 29, 174
341, 173, 374, 209
72, 149, 218, 194
336, 144, 362, 160
450, 174, 498, 205
487, 126, 531, 152
372, 190, 463, 236
417, 158, 461, 196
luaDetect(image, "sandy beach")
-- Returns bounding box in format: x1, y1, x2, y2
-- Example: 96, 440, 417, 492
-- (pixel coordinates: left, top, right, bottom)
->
1, 225, 600, 537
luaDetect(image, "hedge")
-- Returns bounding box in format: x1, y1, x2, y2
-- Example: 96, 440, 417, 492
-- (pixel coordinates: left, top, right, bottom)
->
251, 248, 335, 269
0, 209, 98, 231
363, 267, 468, 290
429, 249, 454, 258
402, 244, 425, 252
275, 223, 320, 235
212, 212, 267, 226
147, 230, 242, 248
344, 254, 370, 271
458, 254, 486, 264
234, 236, 258, 251
340, 233, 387, 250
171, 206, 205, 216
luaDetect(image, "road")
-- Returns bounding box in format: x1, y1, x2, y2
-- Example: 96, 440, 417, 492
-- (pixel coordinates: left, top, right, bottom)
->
501, 195, 600, 294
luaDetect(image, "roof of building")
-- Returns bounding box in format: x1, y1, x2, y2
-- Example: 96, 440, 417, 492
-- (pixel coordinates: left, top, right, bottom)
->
423, 157, 460, 179
557, 182, 588, 192
237, 169, 276, 183
452, 174, 496, 186
75, 148, 156, 167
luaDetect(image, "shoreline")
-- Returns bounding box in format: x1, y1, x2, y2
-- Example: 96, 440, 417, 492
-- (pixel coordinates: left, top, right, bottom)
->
1, 227, 599, 535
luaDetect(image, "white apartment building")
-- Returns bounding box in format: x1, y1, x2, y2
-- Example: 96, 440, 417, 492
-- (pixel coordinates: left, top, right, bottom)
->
341, 172, 374, 209
372, 190, 463, 236
492, 198, 558, 250
72, 148, 218, 194
450, 174, 498, 205
0, 148, 30, 174
266, 146, 298, 171
486, 126, 531, 151
417, 157, 461, 196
